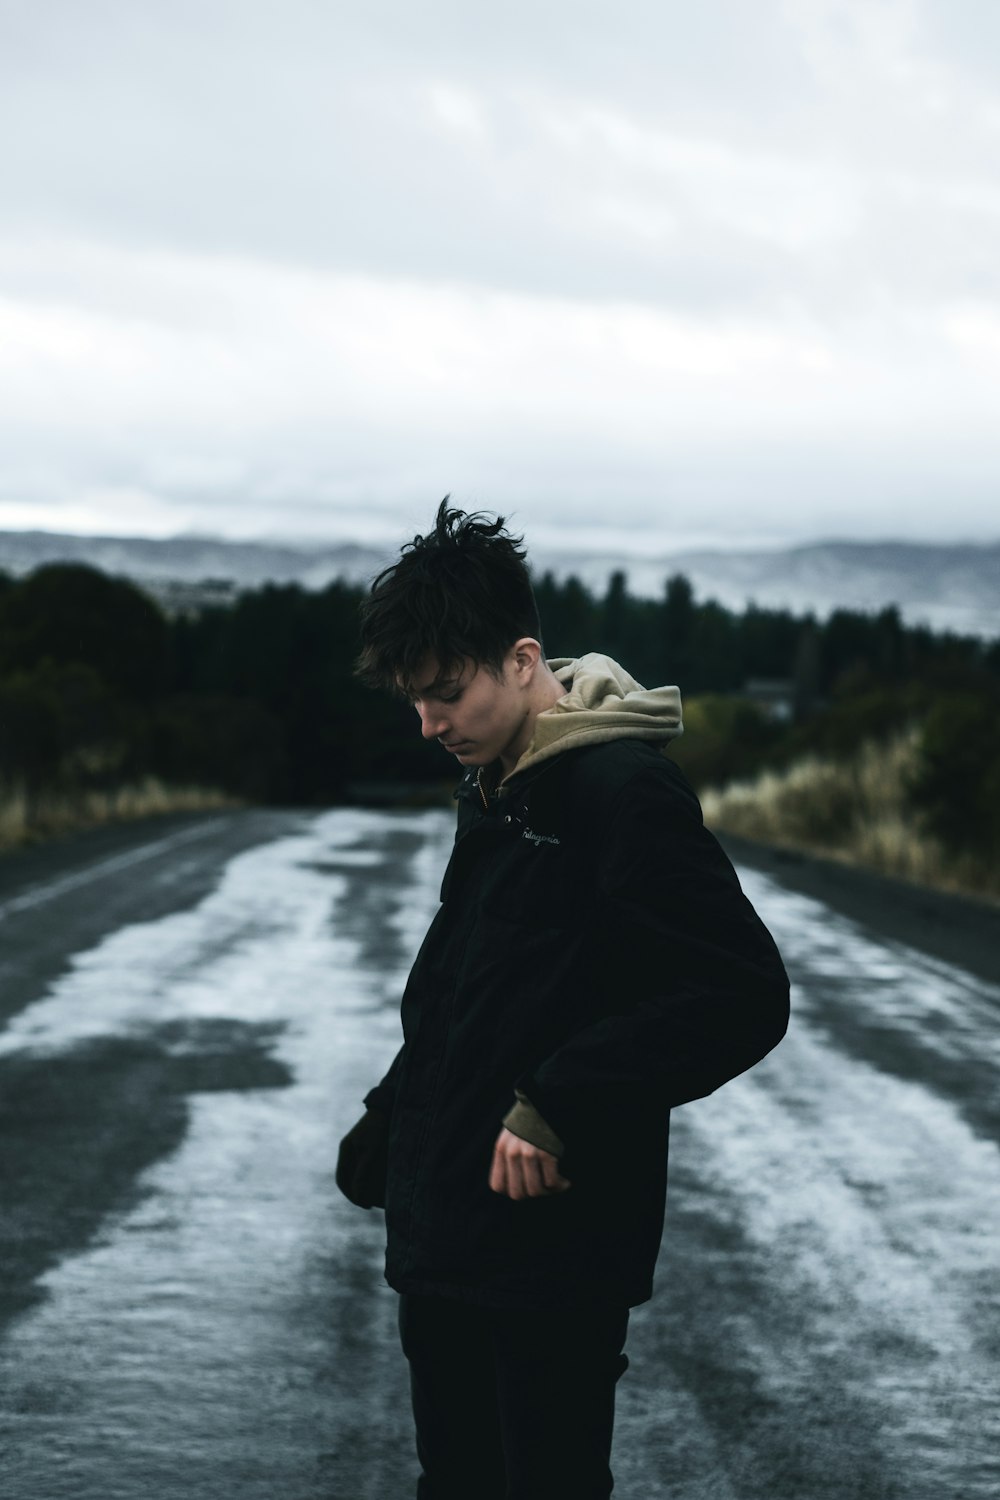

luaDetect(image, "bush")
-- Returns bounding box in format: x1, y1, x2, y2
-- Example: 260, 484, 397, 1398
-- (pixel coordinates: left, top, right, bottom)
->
668, 694, 783, 790
909, 693, 1000, 858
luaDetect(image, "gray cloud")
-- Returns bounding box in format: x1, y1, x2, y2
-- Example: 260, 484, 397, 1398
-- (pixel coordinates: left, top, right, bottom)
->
1, 0, 998, 545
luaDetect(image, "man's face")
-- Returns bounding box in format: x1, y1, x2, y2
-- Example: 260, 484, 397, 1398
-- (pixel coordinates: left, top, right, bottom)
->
404, 654, 528, 767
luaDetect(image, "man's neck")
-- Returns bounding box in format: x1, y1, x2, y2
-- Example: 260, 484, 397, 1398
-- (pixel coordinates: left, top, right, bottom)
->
498, 664, 568, 778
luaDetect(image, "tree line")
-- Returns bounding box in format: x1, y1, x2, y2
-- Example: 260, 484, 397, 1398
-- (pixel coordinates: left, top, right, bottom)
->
1, 561, 997, 859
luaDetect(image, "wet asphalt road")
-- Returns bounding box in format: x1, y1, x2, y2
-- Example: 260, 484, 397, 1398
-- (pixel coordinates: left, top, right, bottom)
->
0, 808, 997, 1499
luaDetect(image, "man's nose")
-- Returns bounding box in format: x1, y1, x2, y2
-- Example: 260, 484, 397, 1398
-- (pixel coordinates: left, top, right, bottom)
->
417, 704, 449, 740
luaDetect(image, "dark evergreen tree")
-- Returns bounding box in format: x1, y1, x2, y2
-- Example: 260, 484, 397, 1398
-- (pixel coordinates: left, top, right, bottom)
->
660, 573, 696, 684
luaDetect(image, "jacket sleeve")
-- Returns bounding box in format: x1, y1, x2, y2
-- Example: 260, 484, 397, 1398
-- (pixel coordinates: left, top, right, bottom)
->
502, 1088, 566, 1155
514, 763, 790, 1155
363, 1042, 405, 1116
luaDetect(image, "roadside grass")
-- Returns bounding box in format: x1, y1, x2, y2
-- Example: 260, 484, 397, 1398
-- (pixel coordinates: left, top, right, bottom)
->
700, 728, 1000, 904
0, 776, 241, 853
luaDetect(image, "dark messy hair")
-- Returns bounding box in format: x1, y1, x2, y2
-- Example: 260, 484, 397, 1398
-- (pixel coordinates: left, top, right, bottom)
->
355, 499, 542, 692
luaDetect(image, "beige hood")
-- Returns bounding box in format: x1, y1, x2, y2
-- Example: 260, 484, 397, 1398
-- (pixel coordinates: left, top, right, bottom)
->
505, 653, 683, 782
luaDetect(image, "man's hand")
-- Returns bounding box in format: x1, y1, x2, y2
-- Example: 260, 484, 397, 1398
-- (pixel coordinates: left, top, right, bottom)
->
489, 1126, 572, 1200
336, 1107, 390, 1209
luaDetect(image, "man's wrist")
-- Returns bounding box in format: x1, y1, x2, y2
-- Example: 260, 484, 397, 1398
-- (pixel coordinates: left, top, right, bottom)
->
501, 1089, 565, 1156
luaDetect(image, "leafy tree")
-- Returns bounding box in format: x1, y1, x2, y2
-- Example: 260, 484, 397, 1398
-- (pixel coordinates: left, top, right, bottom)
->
0, 661, 124, 788
0, 672, 63, 792
0, 564, 169, 699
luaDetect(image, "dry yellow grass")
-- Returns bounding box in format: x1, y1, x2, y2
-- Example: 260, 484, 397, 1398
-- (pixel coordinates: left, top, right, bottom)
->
701, 728, 1000, 903
0, 776, 241, 853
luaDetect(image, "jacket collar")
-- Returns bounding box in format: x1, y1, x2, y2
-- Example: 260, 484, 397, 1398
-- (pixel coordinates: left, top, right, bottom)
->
454, 756, 561, 810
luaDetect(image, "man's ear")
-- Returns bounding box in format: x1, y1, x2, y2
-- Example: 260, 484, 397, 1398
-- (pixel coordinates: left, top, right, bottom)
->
510, 638, 542, 682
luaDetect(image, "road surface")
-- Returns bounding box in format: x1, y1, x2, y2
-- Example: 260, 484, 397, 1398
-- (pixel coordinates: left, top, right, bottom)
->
0, 808, 997, 1499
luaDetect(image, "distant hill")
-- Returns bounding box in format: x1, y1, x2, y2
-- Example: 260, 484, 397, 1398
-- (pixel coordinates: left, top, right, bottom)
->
0, 529, 996, 638
548, 540, 1000, 639
0, 530, 394, 615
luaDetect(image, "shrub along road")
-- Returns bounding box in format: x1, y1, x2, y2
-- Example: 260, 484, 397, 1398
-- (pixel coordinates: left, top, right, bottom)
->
0, 809, 996, 1499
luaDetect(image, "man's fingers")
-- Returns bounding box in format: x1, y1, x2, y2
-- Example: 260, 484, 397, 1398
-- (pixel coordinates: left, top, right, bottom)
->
506, 1151, 533, 1201
521, 1152, 548, 1199
540, 1154, 571, 1193
489, 1143, 509, 1197
488, 1128, 572, 1199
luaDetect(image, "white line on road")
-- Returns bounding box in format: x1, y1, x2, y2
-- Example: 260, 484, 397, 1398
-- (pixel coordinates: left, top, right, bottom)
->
0, 818, 231, 924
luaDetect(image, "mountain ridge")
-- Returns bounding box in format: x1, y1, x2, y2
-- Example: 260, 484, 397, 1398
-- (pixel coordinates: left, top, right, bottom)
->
0, 528, 996, 638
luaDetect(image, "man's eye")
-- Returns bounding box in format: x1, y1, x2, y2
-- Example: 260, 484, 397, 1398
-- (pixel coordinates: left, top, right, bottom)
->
441, 691, 462, 704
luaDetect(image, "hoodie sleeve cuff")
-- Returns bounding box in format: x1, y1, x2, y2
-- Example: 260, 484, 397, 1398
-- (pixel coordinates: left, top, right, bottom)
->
501, 1089, 566, 1156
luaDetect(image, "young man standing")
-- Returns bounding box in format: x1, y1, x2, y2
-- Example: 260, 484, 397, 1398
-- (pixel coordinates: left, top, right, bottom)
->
337, 502, 790, 1499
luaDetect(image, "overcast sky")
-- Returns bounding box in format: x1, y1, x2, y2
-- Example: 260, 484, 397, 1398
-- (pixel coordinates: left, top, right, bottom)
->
1, 0, 999, 553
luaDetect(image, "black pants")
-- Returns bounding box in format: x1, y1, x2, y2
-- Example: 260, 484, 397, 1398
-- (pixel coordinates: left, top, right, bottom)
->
398, 1292, 630, 1500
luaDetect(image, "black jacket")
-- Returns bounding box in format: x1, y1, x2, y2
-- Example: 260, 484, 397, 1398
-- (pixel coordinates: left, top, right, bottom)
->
358, 738, 789, 1310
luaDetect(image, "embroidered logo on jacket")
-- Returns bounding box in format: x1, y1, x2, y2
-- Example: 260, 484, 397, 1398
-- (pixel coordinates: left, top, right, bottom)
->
522, 826, 561, 847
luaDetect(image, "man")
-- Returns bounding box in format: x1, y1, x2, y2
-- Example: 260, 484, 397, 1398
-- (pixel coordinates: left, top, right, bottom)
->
337, 502, 789, 1499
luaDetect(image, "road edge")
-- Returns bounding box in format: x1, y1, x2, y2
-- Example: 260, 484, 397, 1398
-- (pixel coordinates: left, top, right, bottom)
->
718, 832, 1000, 989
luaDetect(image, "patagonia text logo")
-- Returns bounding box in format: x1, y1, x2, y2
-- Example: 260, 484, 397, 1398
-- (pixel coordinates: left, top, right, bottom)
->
522, 826, 561, 848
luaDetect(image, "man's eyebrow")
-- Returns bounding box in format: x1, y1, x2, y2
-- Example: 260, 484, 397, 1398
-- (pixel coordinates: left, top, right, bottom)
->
407, 673, 460, 698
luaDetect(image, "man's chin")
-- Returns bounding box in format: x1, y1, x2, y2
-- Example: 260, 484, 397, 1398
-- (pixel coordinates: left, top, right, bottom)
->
454, 745, 490, 765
